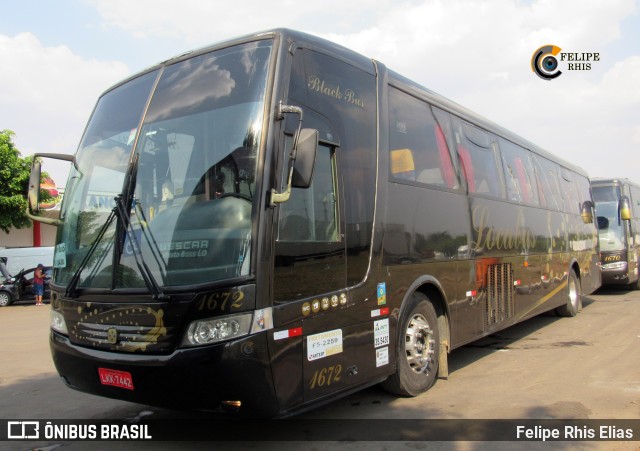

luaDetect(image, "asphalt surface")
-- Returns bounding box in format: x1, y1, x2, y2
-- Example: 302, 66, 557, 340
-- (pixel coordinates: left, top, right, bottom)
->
1, 287, 639, 450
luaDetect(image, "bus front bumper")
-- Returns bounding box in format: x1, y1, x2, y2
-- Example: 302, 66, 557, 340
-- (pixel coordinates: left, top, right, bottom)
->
600, 261, 636, 286
50, 329, 279, 417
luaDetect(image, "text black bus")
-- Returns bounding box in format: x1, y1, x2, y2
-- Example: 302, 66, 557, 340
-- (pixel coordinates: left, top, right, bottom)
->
28, 29, 600, 417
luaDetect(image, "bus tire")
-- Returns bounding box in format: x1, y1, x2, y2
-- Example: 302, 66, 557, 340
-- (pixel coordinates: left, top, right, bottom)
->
556, 269, 581, 317
382, 293, 439, 397
626, 276, 640, 291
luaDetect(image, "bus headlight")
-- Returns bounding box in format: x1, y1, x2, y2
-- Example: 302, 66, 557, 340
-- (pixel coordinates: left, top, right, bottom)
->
182, 313, 253, 347
602, 261, 627, 271
50, 310, 68, 335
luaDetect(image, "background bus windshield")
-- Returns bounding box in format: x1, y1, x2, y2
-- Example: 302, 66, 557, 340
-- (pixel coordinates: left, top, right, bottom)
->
593, 186, 625, 251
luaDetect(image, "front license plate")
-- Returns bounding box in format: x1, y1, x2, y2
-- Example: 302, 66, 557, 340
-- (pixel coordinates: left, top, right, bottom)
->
98, 367, 134, 390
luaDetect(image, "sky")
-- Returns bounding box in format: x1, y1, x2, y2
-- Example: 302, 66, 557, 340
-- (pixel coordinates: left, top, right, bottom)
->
1, 0, 639, 187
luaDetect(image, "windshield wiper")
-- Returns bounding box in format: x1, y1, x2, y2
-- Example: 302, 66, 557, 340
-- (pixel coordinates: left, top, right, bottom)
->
64, 195, 167, 300
114, 195, 167, 300
65, 207, 117, 298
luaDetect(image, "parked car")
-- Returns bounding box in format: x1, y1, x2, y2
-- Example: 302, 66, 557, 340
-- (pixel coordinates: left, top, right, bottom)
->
0, 246, 54, 275
0, 258, 51, 306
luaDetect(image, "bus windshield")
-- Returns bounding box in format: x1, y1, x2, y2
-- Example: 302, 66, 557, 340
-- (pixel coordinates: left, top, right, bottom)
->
55, 40, 272, 290
593, 186, 625, 251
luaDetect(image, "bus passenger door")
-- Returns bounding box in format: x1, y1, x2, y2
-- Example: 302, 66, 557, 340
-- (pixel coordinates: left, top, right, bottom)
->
271, 138, 351, 407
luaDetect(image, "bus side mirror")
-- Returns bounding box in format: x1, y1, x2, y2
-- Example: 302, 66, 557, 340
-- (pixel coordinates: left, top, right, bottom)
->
291, 128, 318, 189
270, 127, 319, 206
27, 158, 43, 214
26, 153, 76, 226
581, 200, 594, 224
620, 196, 632, 221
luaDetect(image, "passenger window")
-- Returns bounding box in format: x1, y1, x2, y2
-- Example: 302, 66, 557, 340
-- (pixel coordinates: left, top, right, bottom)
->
278, 141, 339, 242
454, 119, 505, 198
560, 169, 580, 214
533, 155, 564, 211
388, 87, 459, 189
498, 138, 539, 205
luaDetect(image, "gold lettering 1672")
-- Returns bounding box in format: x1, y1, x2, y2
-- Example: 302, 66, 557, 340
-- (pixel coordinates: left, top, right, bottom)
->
309, 364, 342, 390
197, 291, 244, 311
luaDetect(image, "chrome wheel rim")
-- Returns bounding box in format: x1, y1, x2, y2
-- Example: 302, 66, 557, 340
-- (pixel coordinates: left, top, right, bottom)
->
0, 293, 9, 307
404, 313, 435, 373
568, 274, 578, 309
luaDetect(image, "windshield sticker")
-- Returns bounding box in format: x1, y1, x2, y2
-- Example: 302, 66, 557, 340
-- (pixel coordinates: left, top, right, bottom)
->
157, 240, 209, 259
54, 243, 67, 268
307, 329, 343, 361
308, 75, 365, 109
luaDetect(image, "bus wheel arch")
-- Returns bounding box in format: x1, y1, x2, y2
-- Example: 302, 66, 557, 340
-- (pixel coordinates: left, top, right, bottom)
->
382, 280, 450, 396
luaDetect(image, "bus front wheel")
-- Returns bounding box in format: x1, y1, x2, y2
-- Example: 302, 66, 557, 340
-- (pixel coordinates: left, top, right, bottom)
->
382, 293, 440, 397
556, 269, 581, 317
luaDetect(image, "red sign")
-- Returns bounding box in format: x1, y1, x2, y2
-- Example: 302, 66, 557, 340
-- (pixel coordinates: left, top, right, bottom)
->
98, 368, 134, 390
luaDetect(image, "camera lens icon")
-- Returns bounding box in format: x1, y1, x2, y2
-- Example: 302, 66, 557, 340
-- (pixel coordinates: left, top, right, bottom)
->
531, 45, 562, 80
542, 55, 558, 72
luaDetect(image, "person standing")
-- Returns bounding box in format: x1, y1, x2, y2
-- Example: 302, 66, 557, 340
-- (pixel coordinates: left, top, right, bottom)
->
34, 263, 45, 306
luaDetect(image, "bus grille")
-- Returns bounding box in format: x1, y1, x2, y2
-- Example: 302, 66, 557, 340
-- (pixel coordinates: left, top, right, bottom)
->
62, 302, 177, 353
485, 263, 514, 327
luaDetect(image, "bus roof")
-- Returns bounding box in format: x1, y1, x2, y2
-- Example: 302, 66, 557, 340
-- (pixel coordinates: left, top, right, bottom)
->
591, 178, 640, 189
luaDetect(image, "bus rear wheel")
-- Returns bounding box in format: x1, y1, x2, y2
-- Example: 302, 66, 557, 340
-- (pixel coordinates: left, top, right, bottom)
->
382, 293, 439, 396
556, 269, 581, 317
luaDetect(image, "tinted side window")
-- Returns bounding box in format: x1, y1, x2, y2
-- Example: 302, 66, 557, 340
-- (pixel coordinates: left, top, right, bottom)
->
576, 175, 592, 205
559, 169, 580, 214
533, 155, 564, 211
388, 87, 459, 189
453, 118, 505, 198
498, 138, 539, 205
278, 142, 339, 242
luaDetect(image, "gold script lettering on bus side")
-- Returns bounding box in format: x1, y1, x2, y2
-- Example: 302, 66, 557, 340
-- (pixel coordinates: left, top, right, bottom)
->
471, 206, 536, 252
307, 75, 365, 109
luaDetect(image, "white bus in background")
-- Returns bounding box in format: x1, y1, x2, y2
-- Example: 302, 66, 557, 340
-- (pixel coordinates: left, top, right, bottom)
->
0, 246, 54, 275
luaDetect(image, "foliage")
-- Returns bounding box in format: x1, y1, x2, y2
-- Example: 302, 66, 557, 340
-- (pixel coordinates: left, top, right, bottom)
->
0, 130, 53, 233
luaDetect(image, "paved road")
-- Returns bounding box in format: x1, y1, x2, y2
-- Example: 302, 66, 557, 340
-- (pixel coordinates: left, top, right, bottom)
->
1, 288, 639, 450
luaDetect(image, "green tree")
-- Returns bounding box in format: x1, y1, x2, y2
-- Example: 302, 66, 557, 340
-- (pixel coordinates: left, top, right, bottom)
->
0, 130, 52, 233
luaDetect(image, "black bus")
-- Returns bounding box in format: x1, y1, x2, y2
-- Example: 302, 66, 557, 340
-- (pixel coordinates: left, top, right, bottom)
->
28, 29, 600, 417
591, 178, 640, 289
